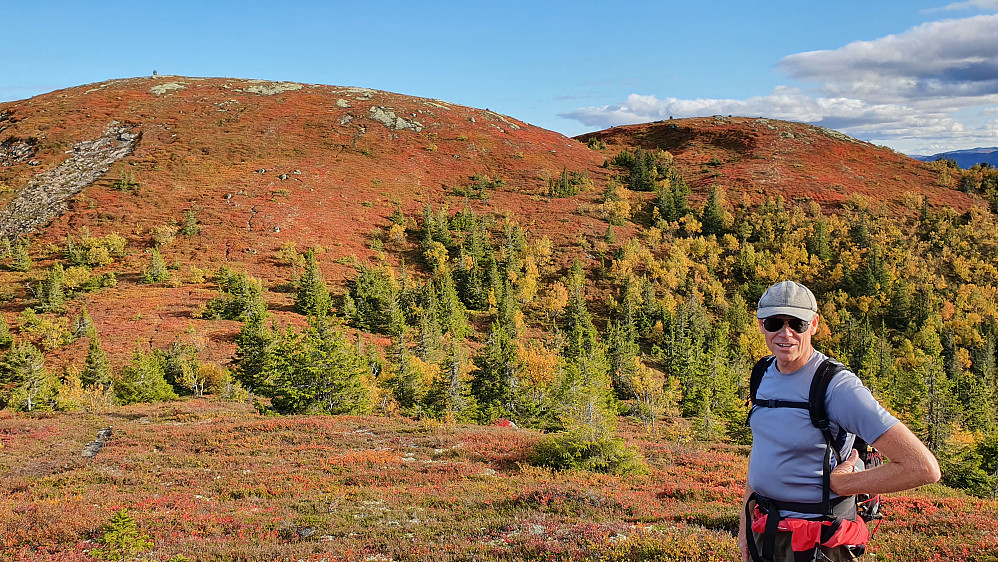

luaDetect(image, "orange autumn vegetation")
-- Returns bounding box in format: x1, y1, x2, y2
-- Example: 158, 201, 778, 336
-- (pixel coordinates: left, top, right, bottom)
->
3, 77, 998, 560
2, 400, 997, 561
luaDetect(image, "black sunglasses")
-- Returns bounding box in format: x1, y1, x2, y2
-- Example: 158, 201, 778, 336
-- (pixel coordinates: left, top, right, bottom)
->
762, 317, 810, 334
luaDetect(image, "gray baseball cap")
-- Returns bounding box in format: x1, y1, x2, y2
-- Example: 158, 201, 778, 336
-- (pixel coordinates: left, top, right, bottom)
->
756, 280, 818, 321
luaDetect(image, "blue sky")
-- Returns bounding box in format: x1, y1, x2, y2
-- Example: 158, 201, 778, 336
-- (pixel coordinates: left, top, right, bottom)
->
4, 1, 998, 154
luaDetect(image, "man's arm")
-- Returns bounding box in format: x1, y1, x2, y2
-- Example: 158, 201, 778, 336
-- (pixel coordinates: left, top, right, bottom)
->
830, 422, 941, 496
737, 483, 753, 562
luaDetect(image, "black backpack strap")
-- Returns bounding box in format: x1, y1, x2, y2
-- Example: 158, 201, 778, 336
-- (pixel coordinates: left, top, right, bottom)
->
808, 357, 847, 517
746, 356, 776, 425
745, 492, 780, 562
807, 358, 846, 444
749, 355, 776, 402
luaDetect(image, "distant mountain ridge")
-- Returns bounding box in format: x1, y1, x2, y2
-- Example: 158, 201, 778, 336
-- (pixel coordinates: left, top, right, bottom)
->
910, 147, 998, 168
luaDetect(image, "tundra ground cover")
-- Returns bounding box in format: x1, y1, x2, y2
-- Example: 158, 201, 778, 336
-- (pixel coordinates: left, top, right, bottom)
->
2, 399, 996, 561
4, 78, 998, 560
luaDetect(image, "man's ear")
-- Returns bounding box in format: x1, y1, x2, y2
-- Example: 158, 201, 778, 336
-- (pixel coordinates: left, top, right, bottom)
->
811, 314, 820, 333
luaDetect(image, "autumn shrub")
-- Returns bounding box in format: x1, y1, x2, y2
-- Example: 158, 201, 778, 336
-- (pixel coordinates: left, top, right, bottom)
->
61, 265, 115, 294
66, 230, 126, 267
530, 429, 648, 475
387, 222, 406, 244
197, 363, 233, 395
17, 309, 74, 350
186, 265, 206, 284
150, 224, 179, 247
63, 265, 93, 291
86, 245, 113, 267
110, 170, 140, 192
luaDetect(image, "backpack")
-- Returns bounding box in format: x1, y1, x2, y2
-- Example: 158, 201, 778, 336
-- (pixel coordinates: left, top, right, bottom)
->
745, 355, 882, 561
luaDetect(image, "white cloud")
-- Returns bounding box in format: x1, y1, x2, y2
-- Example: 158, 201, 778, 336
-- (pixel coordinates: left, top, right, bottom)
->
560, 90, 962, 140
928, 0, 998, 13
562, 12, 998, 154
778, 15, 998, 104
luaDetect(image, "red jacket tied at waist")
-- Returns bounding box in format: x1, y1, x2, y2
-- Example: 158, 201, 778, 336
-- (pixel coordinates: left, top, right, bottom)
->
751, 507, 870, 552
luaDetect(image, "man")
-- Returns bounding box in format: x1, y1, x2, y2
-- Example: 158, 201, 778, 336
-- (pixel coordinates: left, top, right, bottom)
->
738, 280, 940, 561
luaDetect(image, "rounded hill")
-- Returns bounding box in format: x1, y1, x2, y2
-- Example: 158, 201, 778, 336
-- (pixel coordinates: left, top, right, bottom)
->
0, 76, 610, 363
577, 116, 978, 211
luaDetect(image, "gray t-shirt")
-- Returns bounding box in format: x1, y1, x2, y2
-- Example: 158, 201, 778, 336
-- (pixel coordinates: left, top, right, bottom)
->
747, 350, 899, 514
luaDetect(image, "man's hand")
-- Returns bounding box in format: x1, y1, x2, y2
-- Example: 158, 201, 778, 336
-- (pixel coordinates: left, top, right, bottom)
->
828, 424, 941, 497
738, 529, 750, 561
830, 449, 860, 495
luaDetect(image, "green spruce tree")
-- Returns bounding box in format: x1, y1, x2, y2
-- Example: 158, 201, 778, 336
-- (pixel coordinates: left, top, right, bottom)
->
73, 306, 94, 338
141, 248, 168, 284
116, 344, 178, 404
81, 330, 113, 390
472, 319, 520, 422
38, 262, 66, 312
233, 313, 276, 393
8, 238, 31, 272
0, 314, 11, 347
424, 337, 477, 421
294, 249, 331, 317
0, 340, 56, 411
266, 315, 372, 414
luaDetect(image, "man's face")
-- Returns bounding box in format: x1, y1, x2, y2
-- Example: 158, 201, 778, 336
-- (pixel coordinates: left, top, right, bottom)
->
758, 314, 818, 370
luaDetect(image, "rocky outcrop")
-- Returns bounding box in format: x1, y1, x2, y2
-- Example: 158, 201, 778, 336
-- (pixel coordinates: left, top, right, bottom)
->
150, 82, 186, 95
82, 427, 113, 458
0, 122, 139, 238
369, 106, 424, 132
242, 81, 303, 96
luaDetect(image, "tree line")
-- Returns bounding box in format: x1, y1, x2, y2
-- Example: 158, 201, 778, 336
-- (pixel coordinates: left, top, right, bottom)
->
2, 153, 998, 489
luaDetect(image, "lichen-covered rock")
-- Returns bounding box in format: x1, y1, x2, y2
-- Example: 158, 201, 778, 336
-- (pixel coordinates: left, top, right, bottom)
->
243, 81, 303, 96
369, 106, 423, 132
150, 82, 186, 95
